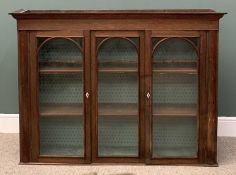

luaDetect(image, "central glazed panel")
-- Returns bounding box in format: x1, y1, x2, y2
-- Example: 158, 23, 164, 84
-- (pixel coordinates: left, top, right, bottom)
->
96, 37, 139, 157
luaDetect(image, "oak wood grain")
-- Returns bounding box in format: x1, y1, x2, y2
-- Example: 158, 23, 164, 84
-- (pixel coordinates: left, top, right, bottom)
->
18, 31, 30, 163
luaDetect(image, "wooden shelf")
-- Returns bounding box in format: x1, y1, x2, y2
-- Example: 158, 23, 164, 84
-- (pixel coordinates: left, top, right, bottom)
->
153, 67, 197, 74
98, 103, 138, 116
39, 67, 83, 74
39, 60, 83, 74
153, 60, 197, 74
40, 103, 83, 117
40, 66, 138, 74
40, 145, 84, 156
154, 59, 197, 63
98, 60, 137, 64
40, 103, 195, 118
40, 103, 138, 117
153, 103, 197, 117
153, 146, 197, 157
99, 146, 138, 156
99, 67, 137, 73
40, 60, 82, 65
98, 60, 138, 73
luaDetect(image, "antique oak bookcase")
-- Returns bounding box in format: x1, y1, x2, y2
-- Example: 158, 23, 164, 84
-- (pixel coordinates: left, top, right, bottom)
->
10, 9, 225, 165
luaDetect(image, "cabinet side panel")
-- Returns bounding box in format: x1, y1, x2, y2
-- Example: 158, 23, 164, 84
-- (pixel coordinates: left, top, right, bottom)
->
207, 31, 218, 165
18, 31, 30, 163
199, 31, 208, 163
29, 32, 40, 162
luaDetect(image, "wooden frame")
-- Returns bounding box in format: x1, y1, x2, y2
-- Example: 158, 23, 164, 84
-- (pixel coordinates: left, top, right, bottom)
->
11, 9, 225, 165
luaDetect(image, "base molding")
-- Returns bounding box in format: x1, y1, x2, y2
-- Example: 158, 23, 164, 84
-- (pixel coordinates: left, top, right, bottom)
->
0, 114, 236, 136
0, 114, 19, 133
217, 117, 236, 137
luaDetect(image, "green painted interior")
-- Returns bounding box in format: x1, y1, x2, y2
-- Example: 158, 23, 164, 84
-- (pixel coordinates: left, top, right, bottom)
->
0, 0, 233, 115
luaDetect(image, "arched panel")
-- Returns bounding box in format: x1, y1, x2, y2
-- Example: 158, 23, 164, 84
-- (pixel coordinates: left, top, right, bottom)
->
96, 37, 139, 71
97, 37, 138, 56
152, 37, 199, 75
153, 37, 198, 61
38, 37, 83, 65
152, 37, 198, 58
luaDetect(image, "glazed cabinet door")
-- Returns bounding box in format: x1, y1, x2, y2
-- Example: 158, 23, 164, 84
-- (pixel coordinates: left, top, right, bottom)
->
30, 31, 91, 163
145, 31, 207, 164
91, 31, 145, 163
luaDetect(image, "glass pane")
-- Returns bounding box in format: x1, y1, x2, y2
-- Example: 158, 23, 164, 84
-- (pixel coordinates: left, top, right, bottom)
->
153, 38, 197, 73
97, 38, 138, 72
152, 37, 198, 157
38, 38, 84, 156
153, 117, 197, 157
98, 116, 138, 156
40, 116, 83, 156
97, 37, 139, 157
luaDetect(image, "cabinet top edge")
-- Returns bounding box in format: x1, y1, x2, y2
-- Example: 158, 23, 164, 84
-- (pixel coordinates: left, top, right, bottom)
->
9, 9, 226, 20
